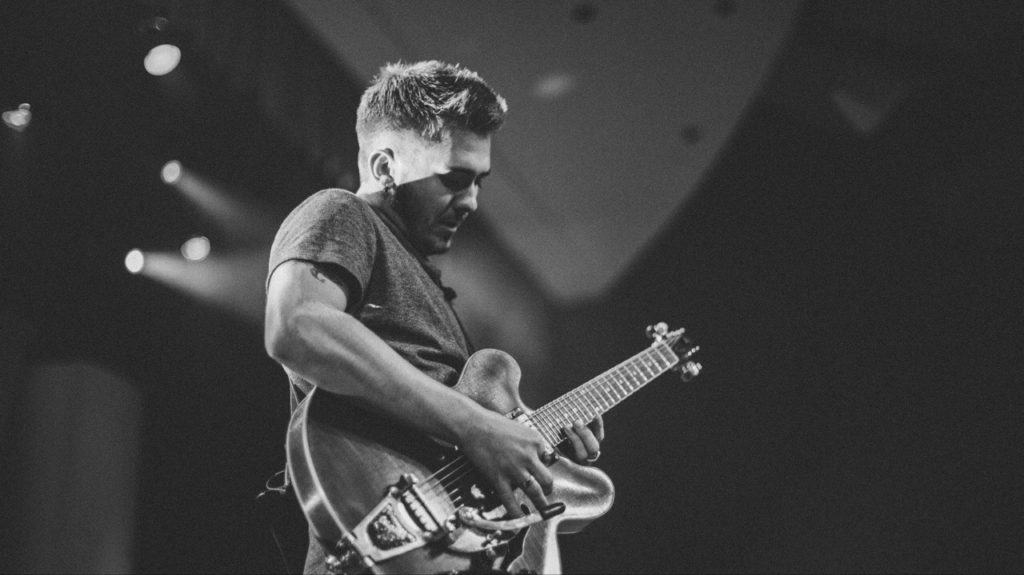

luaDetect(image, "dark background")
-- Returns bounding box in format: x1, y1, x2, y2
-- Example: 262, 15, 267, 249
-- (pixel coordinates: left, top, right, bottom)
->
2, 1, 1021, 572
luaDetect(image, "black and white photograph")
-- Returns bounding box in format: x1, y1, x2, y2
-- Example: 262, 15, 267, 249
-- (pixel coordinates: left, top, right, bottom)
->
1, 1, 1021, 573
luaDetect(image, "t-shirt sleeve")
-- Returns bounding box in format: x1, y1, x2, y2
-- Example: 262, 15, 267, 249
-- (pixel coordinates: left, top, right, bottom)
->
266, 189, 377, 308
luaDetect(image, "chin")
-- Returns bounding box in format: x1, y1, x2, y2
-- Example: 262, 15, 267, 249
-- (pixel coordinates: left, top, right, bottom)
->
430, 232, 455, 254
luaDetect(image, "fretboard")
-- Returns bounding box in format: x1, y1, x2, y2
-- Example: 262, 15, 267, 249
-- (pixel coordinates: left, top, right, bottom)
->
526, 341, 679, 446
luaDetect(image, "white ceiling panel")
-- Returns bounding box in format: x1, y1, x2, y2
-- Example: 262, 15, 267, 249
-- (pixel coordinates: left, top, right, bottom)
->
286, 0, 800, 302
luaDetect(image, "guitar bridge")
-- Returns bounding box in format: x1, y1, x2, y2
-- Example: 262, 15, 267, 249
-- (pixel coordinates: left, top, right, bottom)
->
323, 474, 451, 574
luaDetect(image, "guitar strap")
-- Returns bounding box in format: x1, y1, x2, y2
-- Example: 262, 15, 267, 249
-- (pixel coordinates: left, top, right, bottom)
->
257, 376, 305, 575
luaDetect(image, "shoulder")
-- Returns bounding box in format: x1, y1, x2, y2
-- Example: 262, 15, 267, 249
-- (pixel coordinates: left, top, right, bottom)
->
274, 188, 381, 240
287, 188, 374, 220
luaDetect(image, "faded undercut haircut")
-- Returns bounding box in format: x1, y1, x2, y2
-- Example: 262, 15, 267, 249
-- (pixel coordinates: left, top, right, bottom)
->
356, 60, 508, 144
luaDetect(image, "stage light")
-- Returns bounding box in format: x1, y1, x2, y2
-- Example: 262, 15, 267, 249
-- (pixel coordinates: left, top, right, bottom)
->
181, 236, 210, 262
133, 249, 269, 323
144, 43, 181, 76
2, 103, 31, 132
163, 166, 279, 244
161, 160, 182, 184
125, 249, 145, 274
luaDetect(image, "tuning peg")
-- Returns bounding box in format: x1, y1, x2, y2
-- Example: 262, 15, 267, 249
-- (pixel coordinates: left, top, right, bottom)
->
645, 322, 669, 341
679, 361, 702, 381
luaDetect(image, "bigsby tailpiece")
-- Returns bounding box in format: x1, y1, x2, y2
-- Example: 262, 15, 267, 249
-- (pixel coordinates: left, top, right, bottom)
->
323, 473, 564, 574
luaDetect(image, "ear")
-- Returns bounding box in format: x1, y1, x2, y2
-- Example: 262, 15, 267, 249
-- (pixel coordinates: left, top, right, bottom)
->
367, 148, 395, 183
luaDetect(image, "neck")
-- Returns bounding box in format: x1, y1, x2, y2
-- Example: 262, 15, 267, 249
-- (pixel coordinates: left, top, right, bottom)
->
525, 340, 681, 446
357, 187, 407, 230
355, 184, 387, 206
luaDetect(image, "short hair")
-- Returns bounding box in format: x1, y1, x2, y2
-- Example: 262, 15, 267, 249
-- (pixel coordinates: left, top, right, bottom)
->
356, 60, 508, 143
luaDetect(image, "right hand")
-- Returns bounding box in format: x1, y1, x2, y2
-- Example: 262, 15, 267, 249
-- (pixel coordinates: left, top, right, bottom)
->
457, 409, 554, 518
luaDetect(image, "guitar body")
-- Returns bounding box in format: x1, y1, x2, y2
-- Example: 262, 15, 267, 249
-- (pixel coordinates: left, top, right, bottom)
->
287, 349, 615, 574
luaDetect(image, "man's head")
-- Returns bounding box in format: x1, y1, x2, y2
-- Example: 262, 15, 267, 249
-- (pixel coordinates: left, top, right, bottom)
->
355, 61, 507, 255
356, 60, 507, 147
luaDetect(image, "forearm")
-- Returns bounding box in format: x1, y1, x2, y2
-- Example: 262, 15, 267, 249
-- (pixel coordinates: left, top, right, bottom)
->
271, 301, 485, 444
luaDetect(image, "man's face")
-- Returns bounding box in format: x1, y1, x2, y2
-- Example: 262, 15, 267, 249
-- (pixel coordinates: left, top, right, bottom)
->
393, 129, 491, 255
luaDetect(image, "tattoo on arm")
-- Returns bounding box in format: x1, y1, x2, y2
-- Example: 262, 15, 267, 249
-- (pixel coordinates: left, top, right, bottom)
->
306, 262, 351, 303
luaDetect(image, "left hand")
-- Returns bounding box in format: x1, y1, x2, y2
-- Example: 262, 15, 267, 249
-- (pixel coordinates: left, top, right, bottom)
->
563, 415, 604, 464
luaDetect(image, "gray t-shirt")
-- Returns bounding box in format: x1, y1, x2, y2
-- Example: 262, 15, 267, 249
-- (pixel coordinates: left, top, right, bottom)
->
267, 188, 471, 393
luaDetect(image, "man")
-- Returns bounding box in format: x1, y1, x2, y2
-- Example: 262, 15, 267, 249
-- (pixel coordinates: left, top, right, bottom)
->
264, 61, 602, 572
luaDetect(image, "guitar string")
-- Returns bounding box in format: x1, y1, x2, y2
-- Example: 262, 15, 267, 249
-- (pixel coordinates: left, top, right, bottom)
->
416, 382, 640, 512
413, 342, 682, 515
322, 342, 684, 531
416, 404, 567, 511
421, 345, 677, 503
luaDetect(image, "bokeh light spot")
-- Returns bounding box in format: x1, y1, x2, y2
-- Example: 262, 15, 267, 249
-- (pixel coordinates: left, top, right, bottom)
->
125, 249, 145, 274
181, 236, 211, 262
144, 44, 181, 76
161, 160, 182, 184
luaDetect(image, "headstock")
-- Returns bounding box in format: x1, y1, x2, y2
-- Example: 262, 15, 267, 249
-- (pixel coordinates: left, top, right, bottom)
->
646, 322, 702, 381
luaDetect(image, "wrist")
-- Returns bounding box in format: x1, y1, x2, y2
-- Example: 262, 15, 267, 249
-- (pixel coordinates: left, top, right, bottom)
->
445, 396, 491, 445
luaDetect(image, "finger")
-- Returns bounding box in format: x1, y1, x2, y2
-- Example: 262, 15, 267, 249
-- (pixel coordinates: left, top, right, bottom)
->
563, 425, 587, 461
517, 474, 549, 515
573, 420, 601, 457
588, 415, 605, 442
540, 446, 560, 466
529, 461, 555, 495
494, 480, 524, 518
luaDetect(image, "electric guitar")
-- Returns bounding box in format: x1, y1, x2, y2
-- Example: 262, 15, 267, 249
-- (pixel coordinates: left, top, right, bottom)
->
286, 323, 701, 574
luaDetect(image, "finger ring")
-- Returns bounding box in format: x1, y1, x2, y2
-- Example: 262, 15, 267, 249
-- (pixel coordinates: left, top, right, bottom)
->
541, 448, 560, 466
516, 475, 535, 489
585, 451, 601, 464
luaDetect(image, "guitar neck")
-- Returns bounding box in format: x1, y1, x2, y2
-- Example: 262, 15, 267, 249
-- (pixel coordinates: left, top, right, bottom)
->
527, 341, 680, 446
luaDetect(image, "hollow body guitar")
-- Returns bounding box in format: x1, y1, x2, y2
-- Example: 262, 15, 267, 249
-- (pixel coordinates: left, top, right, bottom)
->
287, 324, 700, 574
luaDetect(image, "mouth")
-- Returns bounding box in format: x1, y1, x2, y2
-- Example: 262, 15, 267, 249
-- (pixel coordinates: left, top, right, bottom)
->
439, 216, 466, 232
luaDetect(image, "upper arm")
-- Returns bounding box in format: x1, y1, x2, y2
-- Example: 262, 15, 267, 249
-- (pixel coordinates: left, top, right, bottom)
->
264, 259, 352, 358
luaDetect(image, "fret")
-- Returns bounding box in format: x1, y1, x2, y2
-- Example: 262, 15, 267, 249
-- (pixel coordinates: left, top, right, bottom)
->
606, 378, 622, 403
564, 394, 583, 424
591, 377, 612, 403
548, 398, 572, 432
651, 349, 670, 370
646, 355, 664, 380
578, 393, 596, 423
600, 374, 617, 399
528, 329, 695, 449
635, 358, 652, 381
612, 372, 631, 397
625, 367, 640, 388
597, 386, 609, 409
528, 412, 549, 442
533, 411, 559, 444
624, 360, 643, 383
587, 384, 608, 411
652, 345, 676, 369
629, 362, 644, 383
635, 356, 656, 379
592, 380, 614, 408
619, 367, 641, 390
581, 388, 600, 416
550, 401, 571, 432
649, 353, 664, 373
538, 417, 559, 445
567, 396, 586, 423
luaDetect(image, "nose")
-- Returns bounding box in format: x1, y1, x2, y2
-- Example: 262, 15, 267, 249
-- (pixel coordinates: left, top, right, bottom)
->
454, 184, 478, 215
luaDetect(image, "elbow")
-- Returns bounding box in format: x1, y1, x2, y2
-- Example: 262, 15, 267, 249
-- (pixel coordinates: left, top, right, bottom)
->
264, 306, 304, 366
264, 321, 291, 365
